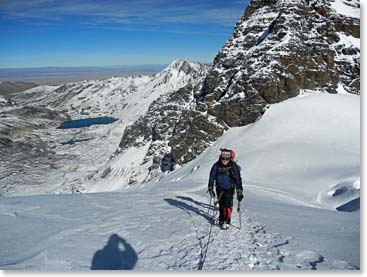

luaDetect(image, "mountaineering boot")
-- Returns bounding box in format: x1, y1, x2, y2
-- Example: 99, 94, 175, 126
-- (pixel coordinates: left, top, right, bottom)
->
220, 223, 229, 230
219, 218, 229, 229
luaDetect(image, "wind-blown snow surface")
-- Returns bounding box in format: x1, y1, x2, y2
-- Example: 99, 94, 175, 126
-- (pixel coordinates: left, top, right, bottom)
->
0, 93, 359, 270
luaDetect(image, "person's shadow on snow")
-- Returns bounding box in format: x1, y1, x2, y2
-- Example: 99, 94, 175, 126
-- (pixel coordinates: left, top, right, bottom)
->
91, 234, 138, 270
164, 198, 212, 222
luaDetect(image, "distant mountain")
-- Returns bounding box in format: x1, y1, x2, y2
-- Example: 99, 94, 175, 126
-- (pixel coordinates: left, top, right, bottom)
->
0, 81, 38, 96
12, 59, 208, 119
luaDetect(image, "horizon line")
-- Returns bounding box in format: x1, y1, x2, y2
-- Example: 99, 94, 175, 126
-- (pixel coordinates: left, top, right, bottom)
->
0, 61, 213, 70
0, 64, 167, 70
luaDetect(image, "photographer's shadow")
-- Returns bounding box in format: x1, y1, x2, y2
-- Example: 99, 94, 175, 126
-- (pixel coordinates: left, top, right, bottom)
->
91, 234, 138, 270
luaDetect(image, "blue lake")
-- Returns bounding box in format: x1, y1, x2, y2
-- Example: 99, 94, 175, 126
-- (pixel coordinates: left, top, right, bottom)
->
57, 117, 118, 129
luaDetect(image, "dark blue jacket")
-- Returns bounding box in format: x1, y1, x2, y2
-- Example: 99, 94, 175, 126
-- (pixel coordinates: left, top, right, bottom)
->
209, 160, 243, 190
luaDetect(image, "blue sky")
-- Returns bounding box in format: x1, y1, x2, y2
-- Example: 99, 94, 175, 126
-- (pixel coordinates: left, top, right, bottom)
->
0, 0, 249, 68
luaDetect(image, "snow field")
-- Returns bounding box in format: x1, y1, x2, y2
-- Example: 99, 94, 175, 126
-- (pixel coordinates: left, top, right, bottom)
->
0, 179, 358, 270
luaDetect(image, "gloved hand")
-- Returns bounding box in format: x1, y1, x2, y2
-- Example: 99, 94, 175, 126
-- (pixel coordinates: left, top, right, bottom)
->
237, 194, 244, 202
236, 188, 244, 202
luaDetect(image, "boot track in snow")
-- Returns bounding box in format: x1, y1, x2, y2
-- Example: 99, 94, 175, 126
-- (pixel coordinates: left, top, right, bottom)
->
164, 194, 351, 270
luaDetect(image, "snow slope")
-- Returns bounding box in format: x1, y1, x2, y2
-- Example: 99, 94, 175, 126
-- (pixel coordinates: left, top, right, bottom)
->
0, 93, 359, 270
231, 93, 360, 210
330, 0, 360, 19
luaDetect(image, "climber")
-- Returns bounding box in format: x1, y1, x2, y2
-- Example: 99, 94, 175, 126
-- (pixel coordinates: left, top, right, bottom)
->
208, 148, 244, 229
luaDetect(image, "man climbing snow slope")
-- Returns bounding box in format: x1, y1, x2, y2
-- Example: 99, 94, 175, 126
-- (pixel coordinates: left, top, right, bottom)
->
208, 148, 244, 229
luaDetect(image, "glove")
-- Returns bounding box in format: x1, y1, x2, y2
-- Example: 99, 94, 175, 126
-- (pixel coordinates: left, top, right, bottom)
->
236, 188, 244, 202
237, 194, 244, 202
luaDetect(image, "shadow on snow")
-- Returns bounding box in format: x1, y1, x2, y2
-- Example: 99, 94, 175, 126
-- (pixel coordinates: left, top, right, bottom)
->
164, 196, 213, 223
91, 234, 138, 270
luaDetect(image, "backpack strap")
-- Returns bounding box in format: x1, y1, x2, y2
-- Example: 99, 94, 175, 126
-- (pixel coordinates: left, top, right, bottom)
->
216, 162, 237, 188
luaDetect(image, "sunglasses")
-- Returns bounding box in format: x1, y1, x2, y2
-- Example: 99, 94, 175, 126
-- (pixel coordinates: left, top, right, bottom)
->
221, 158, 230, 161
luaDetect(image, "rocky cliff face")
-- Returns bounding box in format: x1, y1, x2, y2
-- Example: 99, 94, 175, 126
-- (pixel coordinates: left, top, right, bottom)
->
113, 0, 359, 185
200, 0, 359, 125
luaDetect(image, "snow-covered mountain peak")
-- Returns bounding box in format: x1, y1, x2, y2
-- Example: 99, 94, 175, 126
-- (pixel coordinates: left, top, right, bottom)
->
152, 59, 209, 92
164, 59, 206, 73
165, 58, 189, 69
10, 60, 208, 119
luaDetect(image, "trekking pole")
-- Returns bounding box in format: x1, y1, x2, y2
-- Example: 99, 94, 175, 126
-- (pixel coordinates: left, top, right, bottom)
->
208, 195, 213, 215
237, 201, 242, 230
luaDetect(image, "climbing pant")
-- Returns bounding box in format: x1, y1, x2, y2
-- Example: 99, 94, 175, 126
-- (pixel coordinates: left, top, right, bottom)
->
216, 187, 234, 224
